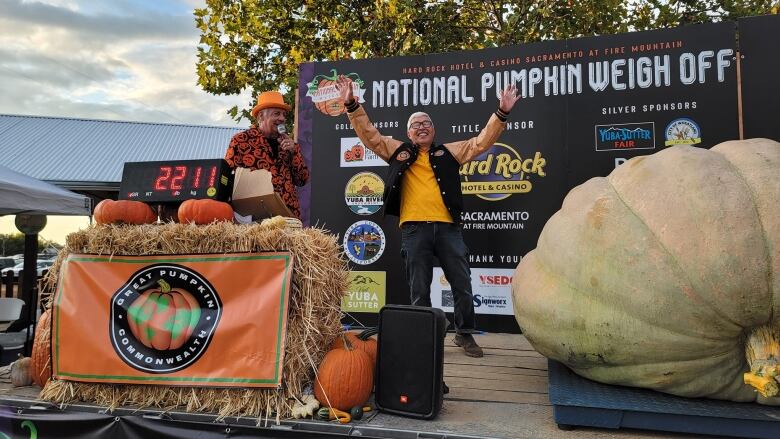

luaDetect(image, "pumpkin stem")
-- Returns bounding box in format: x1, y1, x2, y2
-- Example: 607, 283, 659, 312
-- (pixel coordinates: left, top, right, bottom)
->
744, 324, 780, 397
340, 332, 354, 351
157, 279, 171, 293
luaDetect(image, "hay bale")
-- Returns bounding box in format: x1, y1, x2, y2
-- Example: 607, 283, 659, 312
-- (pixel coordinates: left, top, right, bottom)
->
39, 221, 348, 422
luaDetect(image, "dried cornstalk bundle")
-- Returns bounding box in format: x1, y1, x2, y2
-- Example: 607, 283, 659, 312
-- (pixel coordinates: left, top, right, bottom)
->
40, 221, 348, 422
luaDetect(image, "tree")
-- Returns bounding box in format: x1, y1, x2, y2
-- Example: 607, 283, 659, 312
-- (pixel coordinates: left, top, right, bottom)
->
0, 233, 62, 257
195, 0, 778, 122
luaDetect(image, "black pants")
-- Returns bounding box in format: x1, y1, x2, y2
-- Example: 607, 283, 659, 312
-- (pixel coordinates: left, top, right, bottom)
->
400, 222, 476, 334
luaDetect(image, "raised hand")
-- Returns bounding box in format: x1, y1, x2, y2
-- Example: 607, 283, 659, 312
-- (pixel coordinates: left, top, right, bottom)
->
499, 84, 520, 113
335, 75, 355, 105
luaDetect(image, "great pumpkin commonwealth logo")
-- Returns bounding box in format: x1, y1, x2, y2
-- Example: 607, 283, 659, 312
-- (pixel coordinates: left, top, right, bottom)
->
110, 264, 222, 373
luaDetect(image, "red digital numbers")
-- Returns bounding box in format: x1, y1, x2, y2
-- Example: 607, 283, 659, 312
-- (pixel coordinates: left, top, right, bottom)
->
192, 166, 202, 189
154, 166, 187, 191
170, 166, 187, 190
154, 166, 172, 191
208, 166, 217, 187
152, 164, 216, 193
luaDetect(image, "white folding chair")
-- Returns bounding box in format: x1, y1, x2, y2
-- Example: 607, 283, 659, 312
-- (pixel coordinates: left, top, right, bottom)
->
0, 297, 24, 324
0, 297, 26, 366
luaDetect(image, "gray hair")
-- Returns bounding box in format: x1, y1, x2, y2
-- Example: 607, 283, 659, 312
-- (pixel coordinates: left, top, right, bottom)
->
407, 112, 432, 130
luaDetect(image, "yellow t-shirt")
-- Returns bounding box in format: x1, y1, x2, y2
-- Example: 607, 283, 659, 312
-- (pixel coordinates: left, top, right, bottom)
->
399, 150, 453, 225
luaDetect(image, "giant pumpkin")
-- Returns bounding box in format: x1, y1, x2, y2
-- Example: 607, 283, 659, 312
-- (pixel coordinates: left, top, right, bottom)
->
512, 139, 780, 404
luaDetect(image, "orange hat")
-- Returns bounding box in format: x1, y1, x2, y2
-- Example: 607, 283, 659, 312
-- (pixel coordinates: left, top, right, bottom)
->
250, 91, 291, 119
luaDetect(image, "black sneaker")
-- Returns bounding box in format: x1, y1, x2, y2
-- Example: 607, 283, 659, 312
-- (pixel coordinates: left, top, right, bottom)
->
454, 333, 483, 358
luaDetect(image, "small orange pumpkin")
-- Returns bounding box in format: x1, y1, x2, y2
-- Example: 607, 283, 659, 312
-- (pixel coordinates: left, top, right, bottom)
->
177, 199, 234, 224
94, 199, 156, 225
330, 330, 377, 366
314, 335, 374, 411
30, 309, 52, 388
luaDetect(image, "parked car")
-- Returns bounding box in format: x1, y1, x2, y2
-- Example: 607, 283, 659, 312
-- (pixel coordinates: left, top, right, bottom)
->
0, 260, 54, 278
0, 257, 16, 271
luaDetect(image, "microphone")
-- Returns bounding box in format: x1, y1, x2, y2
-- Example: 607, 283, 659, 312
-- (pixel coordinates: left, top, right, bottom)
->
277, 124, 287, 135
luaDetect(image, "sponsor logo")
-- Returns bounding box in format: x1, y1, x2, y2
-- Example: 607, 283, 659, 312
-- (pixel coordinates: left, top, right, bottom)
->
479, 275, 513, 286
433, 149, 445, 157
432, 268, 515, 315
460, 143, 546, 201
594, 122, 655, 151
664, 118, 701, 146
342, 271, 386, 313
343, 221, 386, 265
110, 264, 221, 373
473, 295, 509, 307
396, 150, 411, 161
340, 137, 388, 167
306, 69, 366, 116
345, 172, 384, 215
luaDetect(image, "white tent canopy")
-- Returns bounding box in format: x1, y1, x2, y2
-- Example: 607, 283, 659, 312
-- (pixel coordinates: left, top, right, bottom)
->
0, 164, 91, 216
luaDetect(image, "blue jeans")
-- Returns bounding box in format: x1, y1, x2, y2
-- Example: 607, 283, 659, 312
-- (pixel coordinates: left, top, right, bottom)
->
400, 221, 476, 334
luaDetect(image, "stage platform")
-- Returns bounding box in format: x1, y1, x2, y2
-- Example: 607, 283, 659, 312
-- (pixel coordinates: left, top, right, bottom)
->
0, 334, 730, 439
548, 359, 780, 439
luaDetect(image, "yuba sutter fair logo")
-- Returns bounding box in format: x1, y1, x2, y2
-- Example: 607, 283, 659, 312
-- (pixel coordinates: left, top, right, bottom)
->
110, 264, 222, 373
594, 122, 655, 151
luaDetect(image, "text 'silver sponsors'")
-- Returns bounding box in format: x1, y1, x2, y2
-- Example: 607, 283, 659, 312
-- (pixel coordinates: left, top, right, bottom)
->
460, 143, 547, 201
110, 264, 222, 373
306, 69, 367, 116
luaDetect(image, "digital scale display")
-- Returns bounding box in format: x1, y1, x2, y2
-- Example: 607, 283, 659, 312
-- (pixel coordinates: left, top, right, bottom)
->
119, 159, 233, 203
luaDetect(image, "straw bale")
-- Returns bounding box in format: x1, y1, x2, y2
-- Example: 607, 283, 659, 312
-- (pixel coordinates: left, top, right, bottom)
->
39, 221, 348, 422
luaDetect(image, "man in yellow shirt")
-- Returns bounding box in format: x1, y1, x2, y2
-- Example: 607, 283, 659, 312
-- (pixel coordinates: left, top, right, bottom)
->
336, 76, 520, 357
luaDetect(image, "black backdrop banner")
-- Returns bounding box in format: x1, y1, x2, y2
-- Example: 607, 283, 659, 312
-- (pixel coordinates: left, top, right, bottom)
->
738, 14, 780, 141
297, 21, 747, 333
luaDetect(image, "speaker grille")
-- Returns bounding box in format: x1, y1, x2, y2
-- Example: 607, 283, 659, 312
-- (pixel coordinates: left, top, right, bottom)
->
377, 307, 439, 416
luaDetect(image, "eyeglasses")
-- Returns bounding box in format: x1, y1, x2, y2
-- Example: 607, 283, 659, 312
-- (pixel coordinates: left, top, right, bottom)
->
409, 120, 433, 130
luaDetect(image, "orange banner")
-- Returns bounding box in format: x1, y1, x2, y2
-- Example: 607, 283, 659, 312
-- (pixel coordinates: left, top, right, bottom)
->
52, 252, 293, 387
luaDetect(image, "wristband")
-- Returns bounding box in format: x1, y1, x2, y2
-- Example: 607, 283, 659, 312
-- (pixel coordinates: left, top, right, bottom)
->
346, 99, 360, 112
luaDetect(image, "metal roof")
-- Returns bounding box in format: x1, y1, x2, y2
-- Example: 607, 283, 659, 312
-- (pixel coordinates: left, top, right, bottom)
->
0, 114, 243, 190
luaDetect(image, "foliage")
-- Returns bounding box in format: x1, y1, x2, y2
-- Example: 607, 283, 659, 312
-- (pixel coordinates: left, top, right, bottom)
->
195, 0, 779, 122
0, 233, 61, 257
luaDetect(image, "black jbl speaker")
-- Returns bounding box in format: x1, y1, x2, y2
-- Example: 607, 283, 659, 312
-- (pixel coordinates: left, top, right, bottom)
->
375, 305, 447, 419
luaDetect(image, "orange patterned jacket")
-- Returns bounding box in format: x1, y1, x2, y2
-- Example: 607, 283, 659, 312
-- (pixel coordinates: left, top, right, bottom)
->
224, 127, 309, 218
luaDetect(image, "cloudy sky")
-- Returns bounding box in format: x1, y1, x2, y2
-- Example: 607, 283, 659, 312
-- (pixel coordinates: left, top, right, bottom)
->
0, 0, 253, 245
0, 0, 251, 126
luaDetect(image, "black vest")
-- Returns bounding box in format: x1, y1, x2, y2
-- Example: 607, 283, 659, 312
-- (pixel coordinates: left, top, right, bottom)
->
383, 142, 463, 223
